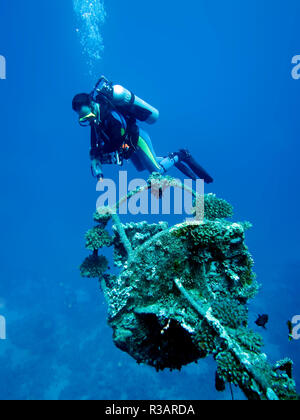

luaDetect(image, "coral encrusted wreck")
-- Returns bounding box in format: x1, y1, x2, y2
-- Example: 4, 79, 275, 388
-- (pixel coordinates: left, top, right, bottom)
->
80, 174, 298, 400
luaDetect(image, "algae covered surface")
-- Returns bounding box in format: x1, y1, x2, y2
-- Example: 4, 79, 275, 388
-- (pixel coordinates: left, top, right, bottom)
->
81, 175, 298, 401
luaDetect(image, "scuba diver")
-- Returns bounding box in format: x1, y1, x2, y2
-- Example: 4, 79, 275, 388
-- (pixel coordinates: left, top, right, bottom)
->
72, 76, 213, 184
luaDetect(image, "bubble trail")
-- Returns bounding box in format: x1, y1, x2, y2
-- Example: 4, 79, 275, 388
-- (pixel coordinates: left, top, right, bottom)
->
73, 0, 106, 74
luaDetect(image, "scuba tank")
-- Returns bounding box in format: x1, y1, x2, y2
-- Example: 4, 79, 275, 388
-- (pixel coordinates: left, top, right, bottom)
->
92, 76, 159, 125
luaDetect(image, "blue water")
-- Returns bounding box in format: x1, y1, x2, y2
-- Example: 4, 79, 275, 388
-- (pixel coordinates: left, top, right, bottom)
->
0, 0, 299, 400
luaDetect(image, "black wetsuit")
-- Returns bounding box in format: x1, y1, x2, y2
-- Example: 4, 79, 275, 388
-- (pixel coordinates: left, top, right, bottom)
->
89, 107, 213, 183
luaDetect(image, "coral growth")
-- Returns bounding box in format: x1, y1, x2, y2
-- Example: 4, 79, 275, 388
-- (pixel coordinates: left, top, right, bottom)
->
81, 175, 298, 400
85, 226, 113, 251
149, 173, 178, 199
203, 194, 234, 220
93, 206, 113, 227
113, 221, 168, 267
80, 255, 109, 279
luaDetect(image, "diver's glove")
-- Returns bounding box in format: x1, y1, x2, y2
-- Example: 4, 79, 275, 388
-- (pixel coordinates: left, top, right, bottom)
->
91, 159, 104, 182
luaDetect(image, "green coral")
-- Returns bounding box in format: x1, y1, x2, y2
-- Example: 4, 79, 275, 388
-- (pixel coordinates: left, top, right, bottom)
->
226, 252, 256, 286
80, 175, 297, 400
113, 221, 168, 267
211, 298, 248, 329
194, 323, 218, 355
80, 255, 109, 279
173, 221, 224, 248
192, 222, 227, 247
235, 328, 263, 353
173, 221, 246, 253
236, 282, 261, 302
203, 194, 234, 220
93, 206, 113, 227
85, 226, 113, 251
216, 351, 251, 387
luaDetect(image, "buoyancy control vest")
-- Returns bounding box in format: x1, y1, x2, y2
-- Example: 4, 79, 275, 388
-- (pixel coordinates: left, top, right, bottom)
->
91, 76, 160, 125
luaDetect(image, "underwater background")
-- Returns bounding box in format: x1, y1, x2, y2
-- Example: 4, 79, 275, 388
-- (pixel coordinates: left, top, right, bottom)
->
0, 0, 299, 400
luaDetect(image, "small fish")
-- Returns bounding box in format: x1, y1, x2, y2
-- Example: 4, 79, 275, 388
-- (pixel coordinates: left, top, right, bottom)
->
255, 314, 269, 329
287, 321, 294, 341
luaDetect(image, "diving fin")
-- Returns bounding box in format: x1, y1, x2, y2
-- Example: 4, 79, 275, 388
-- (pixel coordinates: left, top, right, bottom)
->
175, 161, 197, 181
179, 150, 214, 184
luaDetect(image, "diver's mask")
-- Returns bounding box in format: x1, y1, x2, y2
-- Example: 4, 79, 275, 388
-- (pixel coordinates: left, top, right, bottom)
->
78, 105, 97, 127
